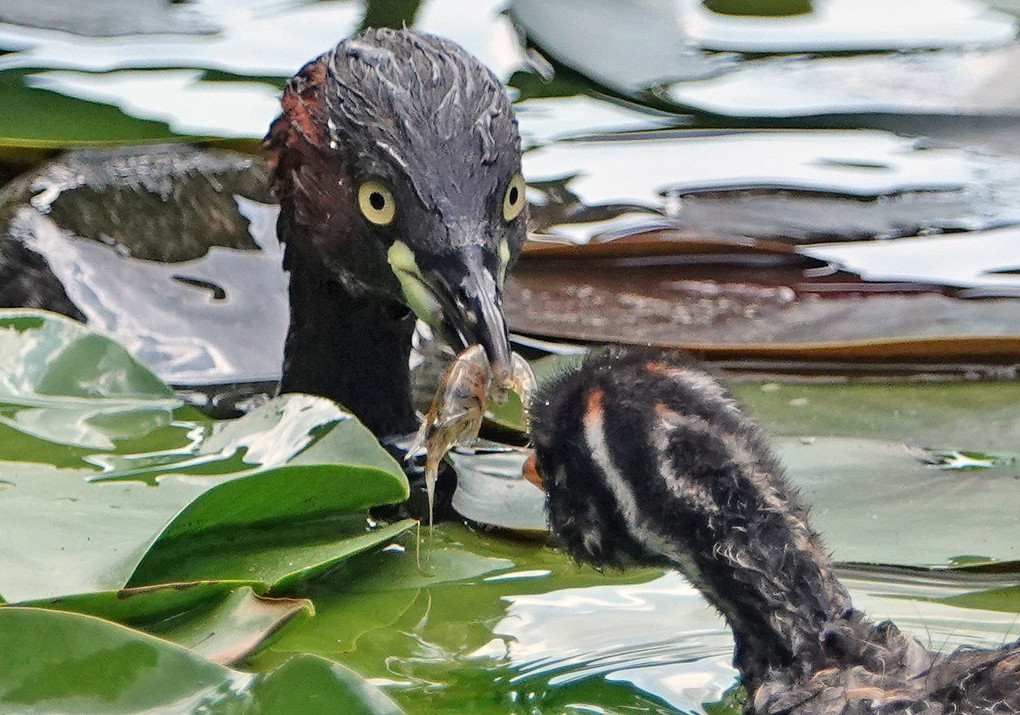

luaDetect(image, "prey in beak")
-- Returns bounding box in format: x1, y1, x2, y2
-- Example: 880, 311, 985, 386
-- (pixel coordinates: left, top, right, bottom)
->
387, 240, 518, 399
403, 341, 536, 526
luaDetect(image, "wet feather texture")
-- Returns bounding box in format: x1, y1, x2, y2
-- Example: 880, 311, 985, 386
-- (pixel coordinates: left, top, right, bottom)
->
529, 347, 1020, 713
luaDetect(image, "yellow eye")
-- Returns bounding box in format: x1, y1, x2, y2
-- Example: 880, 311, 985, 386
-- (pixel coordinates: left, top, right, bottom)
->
502, 173, 526, 222
358, 180, 396, 226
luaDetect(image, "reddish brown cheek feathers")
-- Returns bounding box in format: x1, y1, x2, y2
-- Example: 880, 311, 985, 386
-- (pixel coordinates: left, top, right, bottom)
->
280, 59, 329, 149
265, 57, 329, 182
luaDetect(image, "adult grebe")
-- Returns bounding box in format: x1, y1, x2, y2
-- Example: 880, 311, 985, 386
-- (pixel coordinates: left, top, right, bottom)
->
526, 348, 1020, 713
265, 29, 527, 440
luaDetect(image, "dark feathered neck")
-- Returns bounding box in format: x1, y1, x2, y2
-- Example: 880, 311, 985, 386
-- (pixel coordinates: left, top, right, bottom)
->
279, 241, 418, 437
265, 52, 418, 438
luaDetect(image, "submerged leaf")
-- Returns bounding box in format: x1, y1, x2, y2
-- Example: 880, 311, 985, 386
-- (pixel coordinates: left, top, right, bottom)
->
938, 585, 1020, 614
17, 582, 311, 666
0, 607, 404, 713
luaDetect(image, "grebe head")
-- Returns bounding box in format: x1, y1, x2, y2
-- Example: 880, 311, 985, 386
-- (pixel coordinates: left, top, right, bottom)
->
266, 29, 526, 435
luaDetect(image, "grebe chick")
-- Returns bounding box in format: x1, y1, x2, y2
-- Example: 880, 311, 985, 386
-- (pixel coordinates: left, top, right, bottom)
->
526, 348, 1020, 713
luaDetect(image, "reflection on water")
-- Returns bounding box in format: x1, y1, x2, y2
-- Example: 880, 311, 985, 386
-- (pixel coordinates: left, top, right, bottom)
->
483, 570, 1020, 711
88, 394, 345, 485
5, 129, 1017, 395
0, 146, 287, 386
670, 0, 1016, 53
288, 531, 1019, 714
512, 0, 1020, 118
666, 46, 1020, 118
491, 575, 735, 711
563, 573, 1017, 710
0, 0, 524, 141
524, 130, 1020, 248
2, 1, 1018, 388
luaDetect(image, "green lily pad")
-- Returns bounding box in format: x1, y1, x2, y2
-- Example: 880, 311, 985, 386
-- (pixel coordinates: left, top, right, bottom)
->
0, 309, 177, 450
0, 316, 169, 402
0, 416, 412, 602
252, 524, 658, 671
0, 607, 403, 714
18, 582, 311, 665
0, 607, 241, 713
130, 515, 416, 592
256, 527, 518, 659
145, 586, 311, 665
778, 436, 1020, 567
250, 652, 404, 715
488, 352, 1020, 455
729, 380, 1020, 453
17, 580, 254, 625
0, 310, 412, 602
938, 585, 1020, 614
252, 523, 1020, 714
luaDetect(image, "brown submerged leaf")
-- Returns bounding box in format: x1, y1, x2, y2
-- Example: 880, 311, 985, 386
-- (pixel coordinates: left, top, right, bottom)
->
506, 229, 1020, 366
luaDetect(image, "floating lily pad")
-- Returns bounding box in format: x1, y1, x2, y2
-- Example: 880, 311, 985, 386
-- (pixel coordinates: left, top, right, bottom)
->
0, 312, 170, 399
0, 310, 412, 602
939, 585, 1020, 614
728, 380, 1020, 453
0, 607, 246, 713
249, 652, 405, 715
258, 535, 518, 659
130, 514, 416, 592
505, 246, 1020, 361
0, 308, 177, 450
18, 582, 311, 666
779, 436, 1020, 567
506, 130, 1020, 361
0, 607, 404, 714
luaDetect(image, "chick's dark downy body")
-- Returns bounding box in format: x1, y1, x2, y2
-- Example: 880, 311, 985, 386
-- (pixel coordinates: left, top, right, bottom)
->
265, 29, 526, 438
529, 349, 1020, 713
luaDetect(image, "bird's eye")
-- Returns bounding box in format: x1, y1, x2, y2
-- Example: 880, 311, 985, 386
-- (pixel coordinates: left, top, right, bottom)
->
502, 173, 526, 222
358, 180, 396, 226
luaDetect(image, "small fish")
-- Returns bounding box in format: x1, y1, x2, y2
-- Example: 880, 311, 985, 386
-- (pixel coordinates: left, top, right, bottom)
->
407, 345, 536, 526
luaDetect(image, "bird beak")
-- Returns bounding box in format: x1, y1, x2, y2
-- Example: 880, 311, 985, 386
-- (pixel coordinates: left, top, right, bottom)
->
388, 241, 513, 378
444, 252, 513, 376
523, 452, 545, 491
